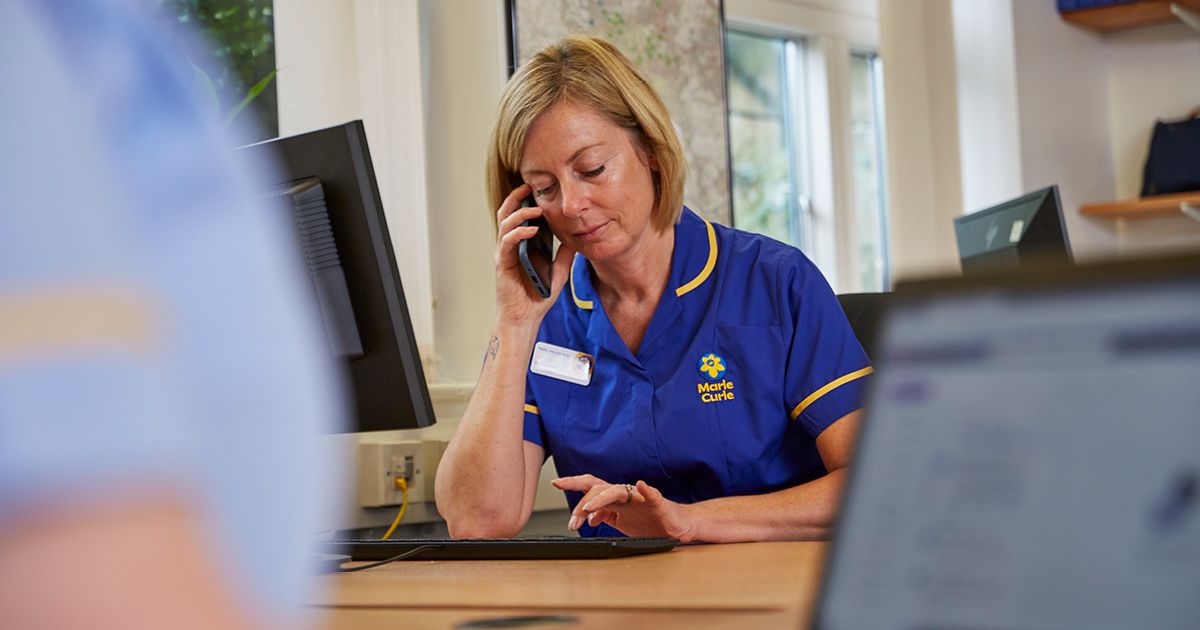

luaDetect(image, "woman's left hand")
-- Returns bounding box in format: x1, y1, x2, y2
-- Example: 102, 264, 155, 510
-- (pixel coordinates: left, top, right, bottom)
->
551, 475, 699, 542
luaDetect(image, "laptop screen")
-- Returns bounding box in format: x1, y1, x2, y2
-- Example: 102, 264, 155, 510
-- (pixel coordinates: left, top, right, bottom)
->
816, 260, 1200, 629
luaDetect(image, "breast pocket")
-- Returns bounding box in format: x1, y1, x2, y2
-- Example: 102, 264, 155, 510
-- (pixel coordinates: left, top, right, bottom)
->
712, 324, 788, 491
562, 357, 627, 433
555, 358, 640, 477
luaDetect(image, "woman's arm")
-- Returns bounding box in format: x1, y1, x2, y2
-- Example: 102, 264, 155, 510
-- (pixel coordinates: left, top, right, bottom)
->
556, 409, 861, 542
434, 185, 576, 538
435, 323, 546, 538
686, 408, 859, 542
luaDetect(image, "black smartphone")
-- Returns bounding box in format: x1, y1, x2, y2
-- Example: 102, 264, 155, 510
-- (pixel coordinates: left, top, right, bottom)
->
517, 196, 554, 299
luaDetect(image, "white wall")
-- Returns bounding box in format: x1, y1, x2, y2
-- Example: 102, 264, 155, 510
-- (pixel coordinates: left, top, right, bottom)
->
420, 0, 508, 384
274, 2, 358, 130
274, 0, 435, 357
953, 0, 1023, 214
880, 0, 1200, 269
878, 0, 964, 280
1010, 0, 1120, 261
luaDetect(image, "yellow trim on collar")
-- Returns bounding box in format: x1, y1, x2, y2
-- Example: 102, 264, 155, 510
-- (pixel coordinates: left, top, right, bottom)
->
524, 404, 540, 416
675, 218, 717, 297
570, 258, 594, 310
790, 366, 874, 420
570, 217, 716, 308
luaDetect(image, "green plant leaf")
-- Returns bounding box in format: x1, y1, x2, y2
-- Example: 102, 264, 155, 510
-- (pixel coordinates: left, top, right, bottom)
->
223, 69, 275, 126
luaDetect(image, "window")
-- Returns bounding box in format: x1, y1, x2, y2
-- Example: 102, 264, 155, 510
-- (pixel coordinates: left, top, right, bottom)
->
849, 51, 889, 291
725, 27, 890, 292
726, 30, 810, 251
153, 0, 277, 144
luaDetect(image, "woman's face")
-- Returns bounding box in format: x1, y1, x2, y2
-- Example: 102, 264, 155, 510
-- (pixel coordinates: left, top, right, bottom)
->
518, 99, 658, 264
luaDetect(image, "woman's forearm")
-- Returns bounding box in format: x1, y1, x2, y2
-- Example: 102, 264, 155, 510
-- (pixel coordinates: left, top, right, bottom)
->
685, 468, 848, 543
435, 320, 539, 537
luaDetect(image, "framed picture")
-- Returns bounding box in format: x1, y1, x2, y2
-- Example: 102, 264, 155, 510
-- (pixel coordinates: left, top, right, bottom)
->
507, 0, 733, 225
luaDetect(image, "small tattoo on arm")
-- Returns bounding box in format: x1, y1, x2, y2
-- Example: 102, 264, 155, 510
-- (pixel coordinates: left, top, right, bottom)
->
484, 336, 499, 368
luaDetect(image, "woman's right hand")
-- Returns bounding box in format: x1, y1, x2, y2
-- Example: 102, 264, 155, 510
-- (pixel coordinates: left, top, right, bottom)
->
493, 184, 577, 326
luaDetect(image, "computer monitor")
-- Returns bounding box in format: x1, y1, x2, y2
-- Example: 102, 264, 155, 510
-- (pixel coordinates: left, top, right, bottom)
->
239, 121, 436, 432
953, 185, 1072, 275
815, 254, 1200, 629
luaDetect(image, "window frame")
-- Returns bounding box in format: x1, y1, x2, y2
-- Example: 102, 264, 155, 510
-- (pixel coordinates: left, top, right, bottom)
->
724, 9, 889, 293
725, 28, 814, 253
849, 48, 891, 291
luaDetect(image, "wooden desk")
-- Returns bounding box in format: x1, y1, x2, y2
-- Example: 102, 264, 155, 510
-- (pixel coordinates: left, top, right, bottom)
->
312, 541, 828, 629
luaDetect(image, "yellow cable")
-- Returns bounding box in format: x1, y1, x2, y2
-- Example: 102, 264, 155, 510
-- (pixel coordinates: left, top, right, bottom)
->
380, 476, 409, 540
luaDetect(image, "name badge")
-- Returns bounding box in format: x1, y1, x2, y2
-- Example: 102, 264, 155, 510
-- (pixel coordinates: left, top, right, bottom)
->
530, 341, 593, 386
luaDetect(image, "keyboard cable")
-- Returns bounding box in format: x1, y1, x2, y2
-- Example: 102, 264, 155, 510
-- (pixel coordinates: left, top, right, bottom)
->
331, 544, 441, 573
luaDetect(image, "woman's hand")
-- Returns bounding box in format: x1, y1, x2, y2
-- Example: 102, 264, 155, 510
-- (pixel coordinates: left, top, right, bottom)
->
494, 184, 577, 327
551, 475, 699, 542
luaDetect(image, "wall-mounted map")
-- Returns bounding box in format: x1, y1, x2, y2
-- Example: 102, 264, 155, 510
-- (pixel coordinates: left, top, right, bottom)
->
510, 0, 732, 225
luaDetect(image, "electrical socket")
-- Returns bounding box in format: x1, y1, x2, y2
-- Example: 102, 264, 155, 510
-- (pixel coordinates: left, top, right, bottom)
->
357, 440, 425, 507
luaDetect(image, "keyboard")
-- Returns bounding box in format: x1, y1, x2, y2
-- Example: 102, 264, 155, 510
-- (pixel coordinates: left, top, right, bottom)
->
322, 536, 680, 561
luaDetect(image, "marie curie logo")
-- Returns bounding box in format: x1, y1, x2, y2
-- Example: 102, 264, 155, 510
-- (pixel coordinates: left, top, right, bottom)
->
698, 353, 727, 381
696, 353, 735, 404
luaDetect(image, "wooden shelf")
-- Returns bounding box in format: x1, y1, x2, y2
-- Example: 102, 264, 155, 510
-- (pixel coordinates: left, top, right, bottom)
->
1081, 191, 1200, 219
1060, 0, 1200, 32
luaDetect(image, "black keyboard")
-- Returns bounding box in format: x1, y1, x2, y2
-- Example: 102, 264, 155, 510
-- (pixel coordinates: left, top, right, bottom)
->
322, 536, 680, 561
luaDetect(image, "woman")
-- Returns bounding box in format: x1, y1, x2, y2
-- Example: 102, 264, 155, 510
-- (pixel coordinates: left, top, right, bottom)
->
435, 35, 871, 542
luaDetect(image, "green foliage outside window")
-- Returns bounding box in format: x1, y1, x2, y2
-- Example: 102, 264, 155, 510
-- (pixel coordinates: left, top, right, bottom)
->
726, 30, 803, 249
152, 0, 277, 143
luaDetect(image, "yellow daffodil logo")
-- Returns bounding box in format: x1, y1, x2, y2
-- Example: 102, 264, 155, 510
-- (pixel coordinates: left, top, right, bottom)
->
698, 353, 727, 381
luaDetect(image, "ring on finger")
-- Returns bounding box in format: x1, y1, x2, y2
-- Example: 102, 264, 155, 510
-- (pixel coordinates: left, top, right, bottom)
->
622, 483, 634, 504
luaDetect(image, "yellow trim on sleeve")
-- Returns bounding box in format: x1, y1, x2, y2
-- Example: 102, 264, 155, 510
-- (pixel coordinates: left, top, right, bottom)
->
0, 286, 160, 363
790, 366, 874, 420
569, 258, 593, 310
523, 404, 540, 416
675, 219, 718, 297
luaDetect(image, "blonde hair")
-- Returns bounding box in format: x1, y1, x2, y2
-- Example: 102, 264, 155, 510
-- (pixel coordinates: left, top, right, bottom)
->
486, 35, 686, 232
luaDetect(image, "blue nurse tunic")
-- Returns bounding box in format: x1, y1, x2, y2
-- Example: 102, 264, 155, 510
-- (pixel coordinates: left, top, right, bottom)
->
522, 207, 872, 537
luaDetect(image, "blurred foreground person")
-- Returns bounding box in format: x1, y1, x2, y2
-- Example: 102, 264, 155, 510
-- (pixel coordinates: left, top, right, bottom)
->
0, 0, 346, 627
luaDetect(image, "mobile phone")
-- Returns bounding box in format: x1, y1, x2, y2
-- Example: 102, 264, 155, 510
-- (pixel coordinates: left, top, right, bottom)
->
517, 196, 554, 299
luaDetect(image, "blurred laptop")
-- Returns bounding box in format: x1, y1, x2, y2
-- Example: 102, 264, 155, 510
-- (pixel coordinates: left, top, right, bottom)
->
814, 256, 1200, 630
